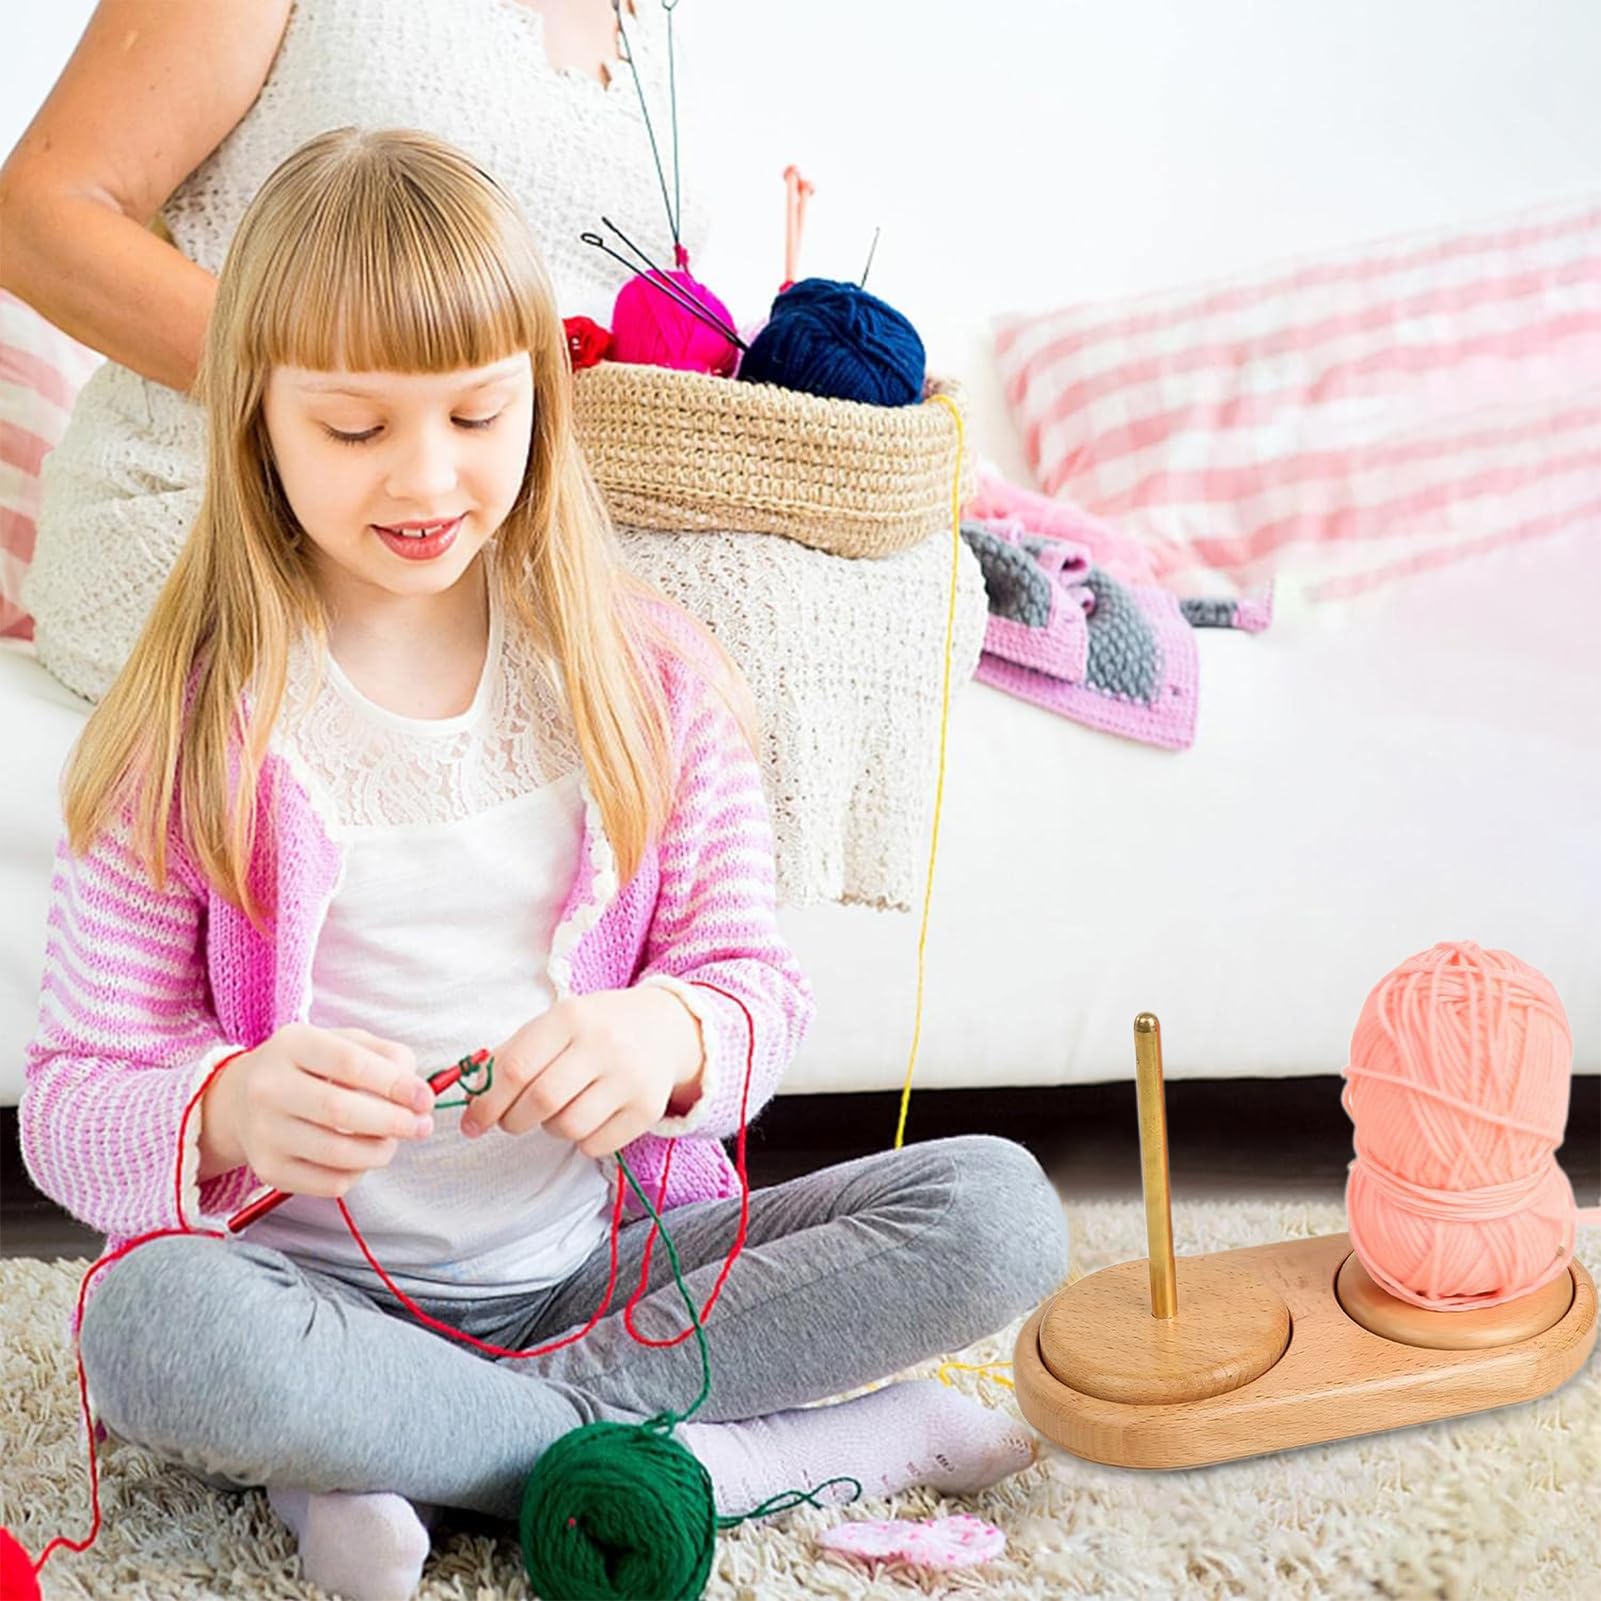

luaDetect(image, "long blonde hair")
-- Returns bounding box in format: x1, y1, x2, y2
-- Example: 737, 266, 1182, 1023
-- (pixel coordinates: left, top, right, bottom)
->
64, 127, 754, 926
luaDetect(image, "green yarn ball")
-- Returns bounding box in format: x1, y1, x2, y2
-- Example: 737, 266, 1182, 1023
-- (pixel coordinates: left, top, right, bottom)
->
520, 1419, 718, 1601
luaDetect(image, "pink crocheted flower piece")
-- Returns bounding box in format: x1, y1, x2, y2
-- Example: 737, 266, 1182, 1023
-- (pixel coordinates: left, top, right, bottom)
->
818, 1513, 1006, 1570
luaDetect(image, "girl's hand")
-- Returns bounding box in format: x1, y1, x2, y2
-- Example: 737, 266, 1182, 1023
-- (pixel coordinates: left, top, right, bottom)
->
219, 1024, 436, 1199
462, 989, 706, 1158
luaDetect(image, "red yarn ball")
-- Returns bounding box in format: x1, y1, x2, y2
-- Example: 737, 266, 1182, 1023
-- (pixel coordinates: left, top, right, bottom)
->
0, 1526, 42, 1601
563, 315, 613, 371
610, 268, 738, 376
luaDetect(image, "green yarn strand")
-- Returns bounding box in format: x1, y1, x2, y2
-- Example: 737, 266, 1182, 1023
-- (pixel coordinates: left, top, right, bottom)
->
713, 1476, 865, 1531
519, 1152, 861, 1599
615, 1149, 714, 1427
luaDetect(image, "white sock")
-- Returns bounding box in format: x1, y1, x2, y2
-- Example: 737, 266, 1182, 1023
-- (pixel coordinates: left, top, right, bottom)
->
676, 1378, 1039, 1517
266, 1484, 436, 1601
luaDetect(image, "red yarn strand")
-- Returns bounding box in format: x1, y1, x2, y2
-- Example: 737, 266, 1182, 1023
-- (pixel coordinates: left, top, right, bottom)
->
25, 980, 756, 1586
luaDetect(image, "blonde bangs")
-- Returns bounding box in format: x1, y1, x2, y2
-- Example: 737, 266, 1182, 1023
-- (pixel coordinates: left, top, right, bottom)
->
234, 138, 552, 378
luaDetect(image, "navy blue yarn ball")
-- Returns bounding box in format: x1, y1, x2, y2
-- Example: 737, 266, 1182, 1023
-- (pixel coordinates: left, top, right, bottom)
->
737, 277, 926, 406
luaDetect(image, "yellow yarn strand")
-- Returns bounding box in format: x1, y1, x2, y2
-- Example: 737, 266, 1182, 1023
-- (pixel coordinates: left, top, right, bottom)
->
892, 392, 965, 1151
935, 1359, 1016, 1392
892, 400, 1017, 1392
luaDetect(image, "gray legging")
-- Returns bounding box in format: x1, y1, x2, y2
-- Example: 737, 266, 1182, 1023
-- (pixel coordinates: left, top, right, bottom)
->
80, 1135, 1068, 1523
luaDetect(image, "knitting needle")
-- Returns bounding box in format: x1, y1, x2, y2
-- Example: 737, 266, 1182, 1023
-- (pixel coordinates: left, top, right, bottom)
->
580, 229, 748, 350
859, 225, 881, 290
223, 1048, 492, 1233
613, 0, 680, 249
664, 0, 683, 243
598, 215, 745, 343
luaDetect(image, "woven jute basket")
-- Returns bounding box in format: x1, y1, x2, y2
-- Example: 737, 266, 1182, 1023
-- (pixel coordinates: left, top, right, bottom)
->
571, 362, 973, 559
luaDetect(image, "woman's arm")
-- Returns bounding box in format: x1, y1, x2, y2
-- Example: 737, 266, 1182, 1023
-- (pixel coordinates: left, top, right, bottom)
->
0, 0, 289, 394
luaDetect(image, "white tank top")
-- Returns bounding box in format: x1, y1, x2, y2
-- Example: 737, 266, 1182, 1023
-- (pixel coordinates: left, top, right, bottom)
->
248, 564, 613, 1298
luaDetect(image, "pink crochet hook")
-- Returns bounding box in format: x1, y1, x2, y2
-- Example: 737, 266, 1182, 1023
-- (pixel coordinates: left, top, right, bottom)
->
224, 1048, 491, 1233
781, 164, 814, 290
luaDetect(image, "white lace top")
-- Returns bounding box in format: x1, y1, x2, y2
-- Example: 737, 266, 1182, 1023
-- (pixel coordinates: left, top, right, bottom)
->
252, 557, 612, 1298
279, 554, 581, 830
25, 0, 990, 912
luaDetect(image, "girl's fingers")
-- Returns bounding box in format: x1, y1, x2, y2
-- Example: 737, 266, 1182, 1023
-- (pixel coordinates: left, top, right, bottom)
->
282, 1119, 402, 1174
331, 1026, 418, 1074
468, 1012, 578, 1133
295, 1027, 429, 1113
299, 1076, 433, 1141
275, 1151, 384, 1200
492, 1051, 593, 1138
540, 1080, 622, 1147
467, 1037, 579, 1139
576, 1105, 647, 1160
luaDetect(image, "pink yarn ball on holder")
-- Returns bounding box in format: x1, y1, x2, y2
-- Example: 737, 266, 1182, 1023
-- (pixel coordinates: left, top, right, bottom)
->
609, 245, 738, 376
1341, 941, 1578, 1311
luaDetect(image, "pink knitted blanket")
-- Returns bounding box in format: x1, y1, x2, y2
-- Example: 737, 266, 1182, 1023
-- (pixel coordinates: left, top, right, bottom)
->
963, 466, 1271, 750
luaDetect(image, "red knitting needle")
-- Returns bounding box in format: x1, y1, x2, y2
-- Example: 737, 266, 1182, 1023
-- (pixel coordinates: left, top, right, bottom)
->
225, 1049, 491, 1233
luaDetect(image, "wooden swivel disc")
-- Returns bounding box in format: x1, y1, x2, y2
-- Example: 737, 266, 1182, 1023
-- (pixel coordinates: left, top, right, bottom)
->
1037, 1253, 1291, 1406
1334, 1250, 1575, 1350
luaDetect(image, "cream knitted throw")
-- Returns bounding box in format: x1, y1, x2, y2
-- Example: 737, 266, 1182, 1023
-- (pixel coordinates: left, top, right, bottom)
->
21, 0, 988, 910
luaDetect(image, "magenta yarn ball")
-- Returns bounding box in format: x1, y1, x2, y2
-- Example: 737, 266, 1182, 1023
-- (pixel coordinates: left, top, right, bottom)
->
610, 270, 738, 376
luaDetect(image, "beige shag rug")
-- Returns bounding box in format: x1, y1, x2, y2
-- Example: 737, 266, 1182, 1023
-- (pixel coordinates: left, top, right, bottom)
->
4, 1198, 1598, 1601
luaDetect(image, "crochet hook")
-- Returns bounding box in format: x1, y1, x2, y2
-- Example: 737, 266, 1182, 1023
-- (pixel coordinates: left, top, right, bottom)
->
224, 1048, 491, 1233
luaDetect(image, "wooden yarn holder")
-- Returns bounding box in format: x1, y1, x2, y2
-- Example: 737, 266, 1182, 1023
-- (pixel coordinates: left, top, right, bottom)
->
1013, 1014, 1597, 1470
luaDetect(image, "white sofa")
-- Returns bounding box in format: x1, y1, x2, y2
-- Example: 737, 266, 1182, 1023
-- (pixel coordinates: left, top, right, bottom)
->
4, 361, 1598, 1110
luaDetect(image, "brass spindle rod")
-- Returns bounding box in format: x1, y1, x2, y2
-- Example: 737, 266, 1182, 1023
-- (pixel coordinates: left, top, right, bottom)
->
1134, 1013, 1179, 1320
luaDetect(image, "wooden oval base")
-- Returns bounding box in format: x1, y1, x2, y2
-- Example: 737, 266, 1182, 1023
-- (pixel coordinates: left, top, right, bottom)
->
1334, 1251, 1575, 1350
1038, 1253, 1291, 1406
1014, 1232, 1598, 1470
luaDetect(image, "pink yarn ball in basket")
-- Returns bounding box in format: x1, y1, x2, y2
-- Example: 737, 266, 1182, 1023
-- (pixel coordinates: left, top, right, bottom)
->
1341, 941, 1579, 1311
609, 250, 738, 376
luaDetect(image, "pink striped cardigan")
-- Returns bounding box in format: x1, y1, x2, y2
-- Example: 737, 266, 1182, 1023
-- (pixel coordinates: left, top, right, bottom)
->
20, 646, 814, 1330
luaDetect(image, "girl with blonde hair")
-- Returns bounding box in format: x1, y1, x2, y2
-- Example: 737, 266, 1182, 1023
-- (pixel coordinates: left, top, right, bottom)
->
20, 127, 1064, 1601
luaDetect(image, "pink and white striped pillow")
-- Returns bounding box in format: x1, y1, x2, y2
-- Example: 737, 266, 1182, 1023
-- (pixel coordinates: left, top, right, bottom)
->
994, 197, 1601, 600
1, 291, 106, 639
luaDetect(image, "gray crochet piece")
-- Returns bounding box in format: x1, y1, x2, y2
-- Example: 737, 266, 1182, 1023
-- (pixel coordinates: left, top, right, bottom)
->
959, 522, 1053, 626
1081, 569, 1161, 704
1179, 597, 1241, 628
1017, 533, 1162, 703
961, 522, 1163, 706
